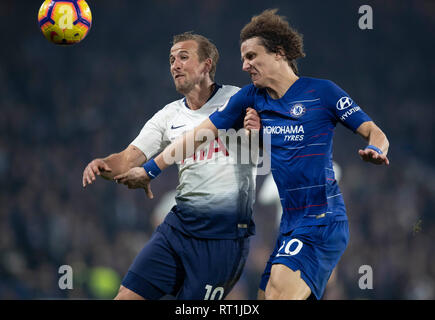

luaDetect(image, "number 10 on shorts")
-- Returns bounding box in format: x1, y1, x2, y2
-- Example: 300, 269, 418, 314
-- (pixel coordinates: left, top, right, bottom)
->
204, 285, 224, 300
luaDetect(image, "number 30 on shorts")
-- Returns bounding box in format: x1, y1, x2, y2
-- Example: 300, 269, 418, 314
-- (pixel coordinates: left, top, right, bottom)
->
276, 238, 303, 256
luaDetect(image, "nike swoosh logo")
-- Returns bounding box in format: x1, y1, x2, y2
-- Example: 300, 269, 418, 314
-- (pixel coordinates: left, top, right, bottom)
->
147, 171, 156, 178
171, 124, 186, 130
217, 100, 229, 112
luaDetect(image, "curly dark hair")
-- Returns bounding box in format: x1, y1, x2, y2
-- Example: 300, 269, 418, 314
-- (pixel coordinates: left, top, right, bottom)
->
172, 32, 219, 82
240, 9, 306, 74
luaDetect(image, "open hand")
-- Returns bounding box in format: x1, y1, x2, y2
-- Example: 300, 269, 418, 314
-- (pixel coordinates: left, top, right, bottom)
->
83, 159, 112, 187
358, 148, 390, 165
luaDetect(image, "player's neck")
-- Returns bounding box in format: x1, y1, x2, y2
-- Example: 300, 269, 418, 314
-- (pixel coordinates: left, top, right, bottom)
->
266, 70, 299, 100
185, 80, 215, 110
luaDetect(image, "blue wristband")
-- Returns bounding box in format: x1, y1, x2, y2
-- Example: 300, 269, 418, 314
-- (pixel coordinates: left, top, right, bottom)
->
142, 159, 162, 179
365, 145, 383, 155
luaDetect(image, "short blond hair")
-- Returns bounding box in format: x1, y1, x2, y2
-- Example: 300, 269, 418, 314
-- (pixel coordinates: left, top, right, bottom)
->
172, 32, 219, 81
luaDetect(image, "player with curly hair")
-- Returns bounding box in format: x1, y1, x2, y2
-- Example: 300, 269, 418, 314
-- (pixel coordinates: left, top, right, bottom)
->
118, 9, 389, 300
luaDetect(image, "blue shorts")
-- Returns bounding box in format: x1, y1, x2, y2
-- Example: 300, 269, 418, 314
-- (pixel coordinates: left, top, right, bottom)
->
121, 221, 250, 300
259, 220, 349, 299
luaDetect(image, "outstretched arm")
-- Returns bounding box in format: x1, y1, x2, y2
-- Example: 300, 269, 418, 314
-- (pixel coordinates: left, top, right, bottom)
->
82, 145, 146, 187
356, 121, 390, 165
113, 86, 255, 198
114, 118, 218, 198
154, 118, 218, 171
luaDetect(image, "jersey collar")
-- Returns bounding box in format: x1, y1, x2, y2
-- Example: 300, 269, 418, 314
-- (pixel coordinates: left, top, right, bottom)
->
183, 83, 222, 110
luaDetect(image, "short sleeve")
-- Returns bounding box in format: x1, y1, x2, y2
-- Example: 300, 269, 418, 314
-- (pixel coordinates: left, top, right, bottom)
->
209, 84, 256, 130
130, 109, 168, 160
320, 80, 372, 132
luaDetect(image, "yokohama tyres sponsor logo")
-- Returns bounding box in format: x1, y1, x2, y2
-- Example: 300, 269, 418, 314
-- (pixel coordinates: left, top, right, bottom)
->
263, 125, 304, 135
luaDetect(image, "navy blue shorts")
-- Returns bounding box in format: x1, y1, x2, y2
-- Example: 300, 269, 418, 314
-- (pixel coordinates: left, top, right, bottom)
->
259, 220, 349, 299
121, 221, 250, 300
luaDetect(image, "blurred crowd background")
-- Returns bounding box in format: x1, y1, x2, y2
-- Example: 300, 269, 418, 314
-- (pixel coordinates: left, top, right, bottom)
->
1, 0, 434, 299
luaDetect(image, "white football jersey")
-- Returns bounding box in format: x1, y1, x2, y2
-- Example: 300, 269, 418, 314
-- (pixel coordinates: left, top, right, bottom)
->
131, 85, 257, 239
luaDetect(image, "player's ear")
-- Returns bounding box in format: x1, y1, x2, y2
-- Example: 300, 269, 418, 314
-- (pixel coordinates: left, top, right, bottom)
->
275, 46, 286, 61
204, 57, 213, 74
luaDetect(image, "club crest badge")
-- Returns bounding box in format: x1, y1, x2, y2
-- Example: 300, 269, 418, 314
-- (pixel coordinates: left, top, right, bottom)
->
290, 103, 306, 118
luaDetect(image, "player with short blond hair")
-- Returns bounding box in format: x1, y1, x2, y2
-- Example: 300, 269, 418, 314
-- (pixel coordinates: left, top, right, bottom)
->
83, 32, 256, 300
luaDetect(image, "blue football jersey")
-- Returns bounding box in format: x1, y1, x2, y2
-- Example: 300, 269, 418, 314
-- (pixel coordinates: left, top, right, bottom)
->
210, 77, 372, 234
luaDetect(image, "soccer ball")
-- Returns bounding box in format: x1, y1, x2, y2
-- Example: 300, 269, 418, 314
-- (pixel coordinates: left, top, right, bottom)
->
38, 0, 92, 45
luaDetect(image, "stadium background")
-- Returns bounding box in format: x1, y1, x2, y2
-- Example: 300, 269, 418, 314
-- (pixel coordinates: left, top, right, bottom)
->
1, 0, 434, 299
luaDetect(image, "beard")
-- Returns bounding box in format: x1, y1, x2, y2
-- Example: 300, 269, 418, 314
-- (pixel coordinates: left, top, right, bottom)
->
174, 78, 195, 95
